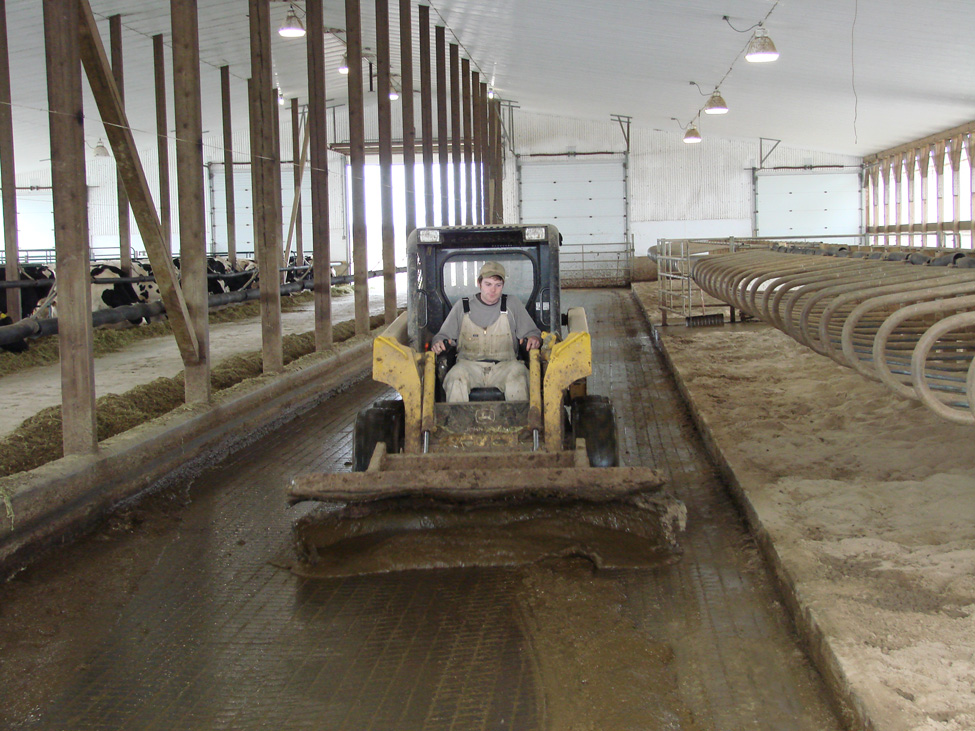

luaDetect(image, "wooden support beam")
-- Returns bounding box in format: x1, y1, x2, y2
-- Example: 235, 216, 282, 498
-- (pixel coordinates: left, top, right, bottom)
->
949, 136, 963, 241
462, 57, 473, 225
346, 0, 370, 336
491, 98, 504, 222
78, 0, 200, 367
472, 74, 482, 226
220, 65, 236, 265
418, 5, 434, 227
0, 0, 20, 321
44, 0, 96, 454
109, 15, 130, 274
284, 102, 309, 268
248, 0, 284, 371
306, 0, 332, 349
272, 88, 283, 274
291, 98, 303, 262
435, 25, 448, 225
171, 0, 211, 400
399, 0, 416, 238
153, 34, 171, 252
376, 0, 396, 325
966, 136, 975, 246
477, 81, 490, 223
449, 43, 461, 225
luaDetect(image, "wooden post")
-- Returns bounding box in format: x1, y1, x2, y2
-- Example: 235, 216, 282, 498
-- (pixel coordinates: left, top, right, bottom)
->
0, 0, 20, 321
472, 74, 482, 226
462, 58, 473, 225
272, 88, 284, 274
44, 0, 96, 454
220, 65, 236, 265
283, 101, 309, 268
399, 0, 416, 238
79, 0, 200, 365
492, 98, 504, 222
479, 82, 489, 225
880, 158, 890, 246
346, 0, 369, 336
306, 0, 332, 349
919, 145, 931, 244
418, 5, 434, 227
153, 34, 171, 252
893, 155, 903, 246
435, 25, 448, 225
172, 0, 211, 401
109, 15, 130, 273
906, 150, 916, 246
966, 136, 975, 247
449, 43, 461, 224
376, 0, 396, 325
934, 141, 946, 245
949, 136, 962, 245
249, 0, 284, 371
291, 98, 303, 263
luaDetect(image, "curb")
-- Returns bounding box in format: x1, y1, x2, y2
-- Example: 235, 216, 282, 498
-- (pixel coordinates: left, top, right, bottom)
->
632, 290, 870, 731
0, 336, 374, 576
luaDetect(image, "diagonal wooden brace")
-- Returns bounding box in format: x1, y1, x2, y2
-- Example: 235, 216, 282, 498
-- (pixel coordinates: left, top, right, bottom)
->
77, 0, 201, 365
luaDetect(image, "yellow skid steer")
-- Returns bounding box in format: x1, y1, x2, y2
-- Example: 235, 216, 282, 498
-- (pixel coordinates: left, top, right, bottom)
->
288, 225, 684, 567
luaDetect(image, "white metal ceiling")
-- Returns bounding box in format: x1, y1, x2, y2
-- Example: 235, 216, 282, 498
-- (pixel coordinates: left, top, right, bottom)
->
4, 0, 975, 176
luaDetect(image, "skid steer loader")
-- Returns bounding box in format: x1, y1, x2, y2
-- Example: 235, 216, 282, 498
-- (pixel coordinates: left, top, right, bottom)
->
288, 224, 684, 569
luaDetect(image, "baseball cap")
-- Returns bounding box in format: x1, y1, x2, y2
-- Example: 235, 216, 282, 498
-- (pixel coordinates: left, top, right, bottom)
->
478, 261, 505, 281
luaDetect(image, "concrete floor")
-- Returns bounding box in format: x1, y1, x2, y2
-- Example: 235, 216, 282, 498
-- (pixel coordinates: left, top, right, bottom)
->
0, 288, 846, 730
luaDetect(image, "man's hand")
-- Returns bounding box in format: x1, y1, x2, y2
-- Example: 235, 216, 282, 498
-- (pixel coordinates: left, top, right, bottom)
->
432, 338, 452, 354
523, 336, 542, 351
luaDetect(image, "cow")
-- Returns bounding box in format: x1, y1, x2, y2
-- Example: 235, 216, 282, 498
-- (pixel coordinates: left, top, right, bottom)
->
285, 255, 313, 283
172, 255, 259, 294
0, 264, 57, 319
90, 261, 159, 325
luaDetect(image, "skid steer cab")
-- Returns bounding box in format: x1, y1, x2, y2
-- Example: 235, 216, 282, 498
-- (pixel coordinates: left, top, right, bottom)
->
289, 224, 669, 514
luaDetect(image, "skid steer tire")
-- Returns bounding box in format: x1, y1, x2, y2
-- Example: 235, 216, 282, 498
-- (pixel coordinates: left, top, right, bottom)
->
571, 395, 620, 467
373, 399, 405, 453
352, 405, 402, 472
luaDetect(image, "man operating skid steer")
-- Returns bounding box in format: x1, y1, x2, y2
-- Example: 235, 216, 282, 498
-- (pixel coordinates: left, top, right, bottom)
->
431, 261, 541, 402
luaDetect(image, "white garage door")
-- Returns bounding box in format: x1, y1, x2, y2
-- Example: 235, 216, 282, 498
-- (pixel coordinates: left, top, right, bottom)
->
519, 157, 629, 286
755, 170, 861, 238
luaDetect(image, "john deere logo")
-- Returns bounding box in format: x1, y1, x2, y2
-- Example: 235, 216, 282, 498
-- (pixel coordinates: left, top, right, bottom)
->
475, 407, 497, 424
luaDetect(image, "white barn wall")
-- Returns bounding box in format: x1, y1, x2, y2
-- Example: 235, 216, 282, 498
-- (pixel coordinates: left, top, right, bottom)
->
505, 110, 862, 252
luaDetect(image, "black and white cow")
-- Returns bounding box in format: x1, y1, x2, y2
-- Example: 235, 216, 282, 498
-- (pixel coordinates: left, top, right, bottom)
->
0, 264, 57, 320
285, 254, 315, 283
90, 261, 159, 325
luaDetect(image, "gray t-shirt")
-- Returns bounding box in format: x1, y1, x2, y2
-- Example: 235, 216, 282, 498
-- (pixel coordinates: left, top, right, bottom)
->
433, 294, 541, 351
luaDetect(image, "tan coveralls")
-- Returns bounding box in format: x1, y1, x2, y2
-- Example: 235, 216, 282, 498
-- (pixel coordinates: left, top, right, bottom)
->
443, 299, 529, 402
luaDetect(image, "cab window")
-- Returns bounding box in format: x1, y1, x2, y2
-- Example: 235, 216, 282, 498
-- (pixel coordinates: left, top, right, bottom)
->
441, 253, 536, 308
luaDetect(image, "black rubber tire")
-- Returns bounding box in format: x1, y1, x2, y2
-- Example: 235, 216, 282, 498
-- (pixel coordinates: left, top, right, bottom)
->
571, 395, 620, 467
352, 406, 398, 472
373, 399, 405, 454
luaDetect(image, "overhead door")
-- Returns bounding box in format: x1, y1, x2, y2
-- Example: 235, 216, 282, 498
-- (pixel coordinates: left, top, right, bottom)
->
519, 157, 628, 286
755, 170, 861, 239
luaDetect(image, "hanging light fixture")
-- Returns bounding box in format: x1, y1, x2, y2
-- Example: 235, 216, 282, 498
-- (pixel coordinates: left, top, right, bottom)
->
683, 126, 702, 144
703, 90, 728, 115
338, 54, 349, 75
93, 139, 110, 157
745, 26, 779, 62
278, 5, 306, 38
